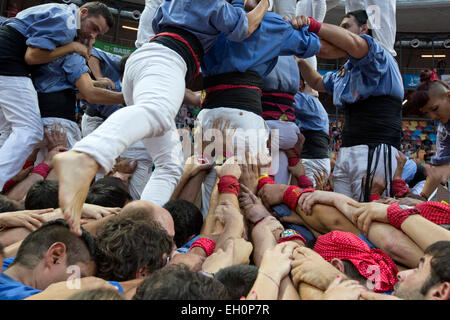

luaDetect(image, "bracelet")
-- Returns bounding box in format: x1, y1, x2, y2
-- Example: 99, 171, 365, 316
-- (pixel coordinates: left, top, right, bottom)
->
297, 174, 313, 188
257, 176, 275, 191
278, 229, 306, 244
283, 186, 314, 210
217, 175, 240, 196
253, 216, 266, 226
189, 238, 216, 257
308, 17, 322, 34
258, 174, 270, 180
31, 163, 51, 179
387, 203, 420, 229
259, 271, 279, 288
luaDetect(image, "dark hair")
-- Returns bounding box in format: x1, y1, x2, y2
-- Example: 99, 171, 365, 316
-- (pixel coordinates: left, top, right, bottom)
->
420, 241, 450, 296
119, 54, 130, 78
95, 218, 173, 281
67, 288, 125, 300
0, 242, 4, 257
406, 69, 449, 115
10, 219, 97, 269
80, 1, 114, 29
345, 10, 373, 36
214, 264, 259, 300
0, 195, 19, 213
133, 264, 230, 300
24, 180, 59, 210
86, 176, 131, 208
342, 260, 367, 284
163, 200, 203, 248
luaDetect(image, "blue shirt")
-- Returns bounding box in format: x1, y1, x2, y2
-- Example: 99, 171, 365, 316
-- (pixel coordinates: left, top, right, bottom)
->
322, 34, 404, 109
294, 92, 329, 135
1, 257, 123, 300
85, 47, 123, 118
176, 235, 200, 254
263, 56, 299, 94
3, 3, 78, 50
402, 159, 417, 183
431, 122, 450, 166
32, 53, 89, 93
202, 1, 321, 78
152, 0, 249, 54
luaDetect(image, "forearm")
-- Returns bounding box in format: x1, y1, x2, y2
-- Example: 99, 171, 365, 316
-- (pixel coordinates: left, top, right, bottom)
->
183, 88, 200, 106
248, 269, 281, 300
82, 215, 116, 237
83, 87, 124, 105
316, 39, 347, 59
215, 219, 244, 251
25, 43, 75, 65
298, 283, 325, 300
3, 240, 22, 258
0, 228, 30, 248
297, 58, 325, 92
245, 0, 270, 37
88, 56, 103, 80
201, 182, 220, 235
401, 215, 450, 252
170, 171, 195, 200
420, 175, 441, 199
317, 23, 369, 59
177, 171, 207, 203
278, 277, 301, 300
5, 173, 43, 201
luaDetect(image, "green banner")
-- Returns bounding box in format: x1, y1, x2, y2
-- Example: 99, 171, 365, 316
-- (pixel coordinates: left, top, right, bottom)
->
94, 40, 136, 56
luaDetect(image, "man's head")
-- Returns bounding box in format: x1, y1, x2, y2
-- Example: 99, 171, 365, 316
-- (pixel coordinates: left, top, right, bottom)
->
340, 10, 371, 36
8, 219, 97, 290
0, 194, 21, 213
214, 264, 259, 300
95, 218, 173, 281
394, 241, 450, 300
24, 180, 59, 210
78, 2, 114, 41
132, 264, 230, 300
244, 0, 260, 11
86, 176, 132, 208
119, 200, 176, 239
163, 200, 203, 248
408, 70, 450, 123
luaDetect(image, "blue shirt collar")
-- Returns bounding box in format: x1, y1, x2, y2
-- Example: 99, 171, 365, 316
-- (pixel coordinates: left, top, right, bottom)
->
232, 0, 245, 8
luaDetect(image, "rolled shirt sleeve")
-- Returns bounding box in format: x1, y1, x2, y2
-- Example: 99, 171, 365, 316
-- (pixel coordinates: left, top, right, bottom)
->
212, 1, 249, 42
280, 26, 321, 59
63, 53, 90, 85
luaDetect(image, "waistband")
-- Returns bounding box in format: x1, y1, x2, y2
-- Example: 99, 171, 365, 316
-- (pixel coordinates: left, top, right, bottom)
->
201, 71, 264, 116
0, 25, 31, 77
261, 90, 296, 122
38, 89, 77, 122
342, 95, 402, 149
150, 26, 203, 83
301, 129, 330, 159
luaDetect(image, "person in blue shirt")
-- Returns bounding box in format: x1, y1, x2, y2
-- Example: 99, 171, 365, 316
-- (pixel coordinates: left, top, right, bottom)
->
54, 0, 272, 236
297, 10, 404, 202
0, 2, 113, 192
294, 76, 331, 187
0, 219, 124, 300
406, 70, 450, 199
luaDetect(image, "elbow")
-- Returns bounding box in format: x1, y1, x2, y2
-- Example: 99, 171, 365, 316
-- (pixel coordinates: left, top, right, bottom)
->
24, 51, 40, 65
80, 88, 98, 104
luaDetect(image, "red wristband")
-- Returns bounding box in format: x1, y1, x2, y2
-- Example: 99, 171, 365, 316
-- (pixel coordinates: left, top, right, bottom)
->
217, 175, 240, 196
190, 238, 216, 257
297, 174, 313, 188
370, 193, 381, 202
393, 178, 409, 198
283, 186, 314, 210
23, 161, 35, 169
288, 157, 300, 167
387, 203, 420, 229
257, 176, 276, 191
2, 179, 17, 193
31, 163, 51, 179
308, 17, 322, 34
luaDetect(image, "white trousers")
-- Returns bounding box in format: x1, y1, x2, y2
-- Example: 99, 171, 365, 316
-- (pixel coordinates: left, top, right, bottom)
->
302, 158, 331, 188
266, 120, 300, 185
345, 0, 397, 56
0, 76, 43, 189
273, 0, 297, 18
72, 42, 186, 206
197, 107, 270, 218
81, 113, 154, 201
333, 144, 399, 201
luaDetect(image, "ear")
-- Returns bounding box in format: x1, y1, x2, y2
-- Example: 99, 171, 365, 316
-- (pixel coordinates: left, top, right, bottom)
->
79, 7, 88, 18
360, 23, 370, 35
428, 282, 450, 300
135, 266, 150, 279
330, 258, 346, 273
44, 242, 67, 267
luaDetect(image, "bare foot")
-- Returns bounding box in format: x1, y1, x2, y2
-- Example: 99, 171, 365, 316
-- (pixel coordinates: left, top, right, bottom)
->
53, 151, 99, 235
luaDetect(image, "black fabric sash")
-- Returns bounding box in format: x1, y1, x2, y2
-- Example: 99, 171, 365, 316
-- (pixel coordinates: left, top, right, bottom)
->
201, 71, 264, 117
0, 25, 32, 77
342, 95, 402, 150
38, 89, 77, 122
301, 129, 330, 159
